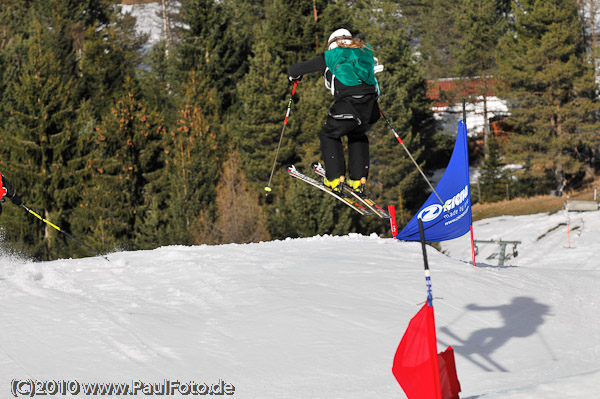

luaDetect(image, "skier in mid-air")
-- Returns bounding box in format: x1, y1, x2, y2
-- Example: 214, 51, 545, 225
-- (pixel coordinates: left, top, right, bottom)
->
287, 28, 381, 195
0, 173, 22, 215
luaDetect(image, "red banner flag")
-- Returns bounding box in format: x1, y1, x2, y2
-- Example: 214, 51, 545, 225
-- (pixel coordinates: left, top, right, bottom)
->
392, 303, 441, 399
438, 346, 461, 399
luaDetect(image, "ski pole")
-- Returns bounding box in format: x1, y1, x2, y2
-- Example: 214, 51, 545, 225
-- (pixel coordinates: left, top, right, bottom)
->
379, 109, 447, 209
264, 80, 298, 198
20, 204, 109, 261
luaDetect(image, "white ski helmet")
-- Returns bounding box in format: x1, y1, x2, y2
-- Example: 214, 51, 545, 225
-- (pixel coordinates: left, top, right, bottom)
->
327, 28, 352, 50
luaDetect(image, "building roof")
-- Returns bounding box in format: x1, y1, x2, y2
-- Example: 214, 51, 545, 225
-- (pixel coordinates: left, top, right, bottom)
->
427, 77, 499, 109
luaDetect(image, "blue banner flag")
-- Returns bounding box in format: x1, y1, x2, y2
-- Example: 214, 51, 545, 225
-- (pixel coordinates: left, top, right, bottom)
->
397, 121, 472, 242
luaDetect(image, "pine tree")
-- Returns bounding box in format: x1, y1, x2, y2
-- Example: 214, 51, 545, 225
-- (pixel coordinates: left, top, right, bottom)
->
163, 70, 222, 245
235, 40, 295, 185
416, 0, 462, 79
0, 14, 80, 259
0, 0, 141, 259
73, 78, 167, 252
497, 0, 600, 194
453, 0, 511, 155
479, 136, 510, 202
176, 0, 254, 113
79, 11, 145, 120
138, 41, 178, 128
0, 2, 32, 115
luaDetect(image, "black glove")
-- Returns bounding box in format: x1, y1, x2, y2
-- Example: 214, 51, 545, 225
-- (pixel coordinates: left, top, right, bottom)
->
1, 176, 22, 206
10, 193, 22, 206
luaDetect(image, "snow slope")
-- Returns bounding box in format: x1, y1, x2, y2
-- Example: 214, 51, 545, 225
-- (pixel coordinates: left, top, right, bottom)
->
1, 210, 600, 398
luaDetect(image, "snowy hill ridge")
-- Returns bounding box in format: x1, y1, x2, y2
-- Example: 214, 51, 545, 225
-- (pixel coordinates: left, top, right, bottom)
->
2, 211, 600, 398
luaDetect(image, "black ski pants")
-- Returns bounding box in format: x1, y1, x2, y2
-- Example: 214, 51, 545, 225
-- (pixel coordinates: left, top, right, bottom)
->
318, 94, 378, 181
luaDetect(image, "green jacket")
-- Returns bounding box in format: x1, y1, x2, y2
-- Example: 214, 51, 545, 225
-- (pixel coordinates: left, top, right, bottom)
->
324, 45, 378, 88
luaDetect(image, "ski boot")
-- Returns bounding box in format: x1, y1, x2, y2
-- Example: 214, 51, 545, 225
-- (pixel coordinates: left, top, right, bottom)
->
346, 177, 367, 195
324, 175, 345, 194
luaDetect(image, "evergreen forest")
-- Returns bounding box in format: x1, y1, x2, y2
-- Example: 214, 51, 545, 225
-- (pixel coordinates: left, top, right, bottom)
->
1, 0, 600, 260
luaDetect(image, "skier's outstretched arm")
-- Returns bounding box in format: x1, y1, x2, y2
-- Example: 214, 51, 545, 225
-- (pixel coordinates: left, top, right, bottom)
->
288, 54, 325, 80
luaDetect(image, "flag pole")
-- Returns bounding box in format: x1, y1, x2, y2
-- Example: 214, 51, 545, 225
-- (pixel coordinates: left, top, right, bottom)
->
395, 219, 462, 399
388, 205, 398, 238
463, 99, 477, 267
418, 218, 433, 306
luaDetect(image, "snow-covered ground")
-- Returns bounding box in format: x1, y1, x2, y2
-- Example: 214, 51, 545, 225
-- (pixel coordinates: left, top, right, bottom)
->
1, 209, 599, 398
